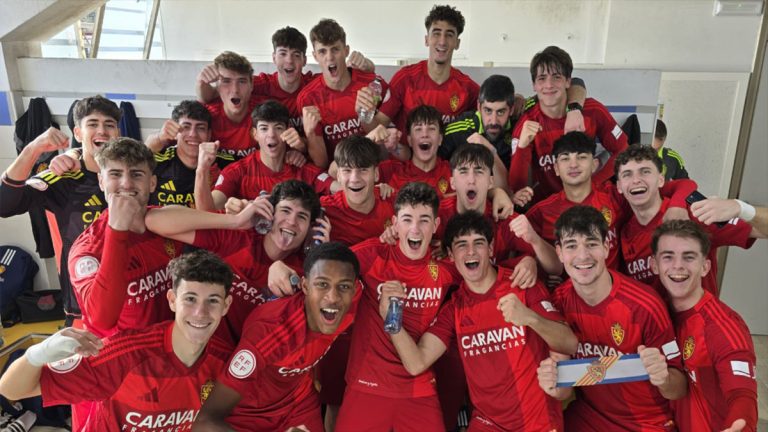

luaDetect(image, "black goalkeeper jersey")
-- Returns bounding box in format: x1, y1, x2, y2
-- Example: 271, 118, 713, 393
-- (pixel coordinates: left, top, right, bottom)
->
0, 164, 104, 318
150, 146, 233, 208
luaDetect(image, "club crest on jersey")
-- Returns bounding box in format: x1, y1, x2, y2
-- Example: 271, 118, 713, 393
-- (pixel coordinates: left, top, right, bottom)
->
586, 360, 607, 383
449, 94, 460, 112
36, 163, 48, 174
683, 336, 695, 360
164, 239, 177, 258
200, 380, 214, 403
611, 322, 625, 346
438, 178, 448, 194
601, 206, 613, 226
428, 261, 439, 281
48, 354, 82, 374
0, 265, 5, 274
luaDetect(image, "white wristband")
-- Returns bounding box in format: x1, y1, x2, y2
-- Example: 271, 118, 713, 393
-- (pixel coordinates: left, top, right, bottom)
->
736, 199, 756, 222
26, 331, 81, 367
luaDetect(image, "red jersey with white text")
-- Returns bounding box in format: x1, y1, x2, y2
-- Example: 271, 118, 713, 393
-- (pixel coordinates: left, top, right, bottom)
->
320, 189, 394, 246
205, 97, 260, 160
553, 270, 682, 431
509, 98, 628, 202
428, 268, 564, 431
378, 158, 455, 199
213, 150, 332, 199
380, 60, 478, 139
40, 321, 232, 432
251, 71, 318, 133
296, 69, 388, 159
347, 239, 461, 398
192, 228, 304, 343
69, 210, 181, 338
672, 291, 758, 432
221, 292, 358, 431
621, 198, 755, 296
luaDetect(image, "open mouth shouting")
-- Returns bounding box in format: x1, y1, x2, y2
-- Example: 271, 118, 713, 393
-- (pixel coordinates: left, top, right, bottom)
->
230, 97, 242, 107
417, 142, 432, 152
407, 237, 423, 251
320, 306, 340, 324
327, 63, 339, 78
464, 258, 480, 271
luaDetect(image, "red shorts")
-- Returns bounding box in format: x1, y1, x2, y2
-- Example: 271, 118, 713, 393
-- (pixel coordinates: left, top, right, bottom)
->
228, 389, 323, 432
565, 399, 676, 432
335, 388, 443, 432
316, 327, 352, 405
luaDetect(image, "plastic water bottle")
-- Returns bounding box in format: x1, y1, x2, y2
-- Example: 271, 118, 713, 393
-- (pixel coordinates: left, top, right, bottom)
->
303, 208, 325, 256
264, 274, 302, 302
252, 190, 272, 234
357, 78, 382, 124
383, 297, 404, 334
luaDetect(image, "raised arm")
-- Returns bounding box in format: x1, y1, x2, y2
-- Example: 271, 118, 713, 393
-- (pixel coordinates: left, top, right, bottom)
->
196, 63, 221, 103
145, 200, 267, 244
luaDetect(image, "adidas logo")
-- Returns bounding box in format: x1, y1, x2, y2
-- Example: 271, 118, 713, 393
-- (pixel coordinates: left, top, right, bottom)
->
84, 195, 103, 207
160, 180, 176, 192
139, 387, 160, 403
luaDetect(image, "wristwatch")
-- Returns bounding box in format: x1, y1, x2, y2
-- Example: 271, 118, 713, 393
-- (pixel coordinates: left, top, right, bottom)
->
567, 102, 583, 113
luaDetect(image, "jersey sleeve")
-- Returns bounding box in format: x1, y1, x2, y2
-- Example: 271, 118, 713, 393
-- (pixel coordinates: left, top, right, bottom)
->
213, 160, 245, 198
69, 224, 130, 334
707, 218, 756, 250
0, 173, 52, 217
524, 282, 564, 322
588, 99, 629, 186
426, 299, 456, 348
378, 69, 405, 120
376, 159, 401, 184
217, 324, 268, 398
192, 228, 248, 257
508, 117, 532, 192
301, 164, 333, 195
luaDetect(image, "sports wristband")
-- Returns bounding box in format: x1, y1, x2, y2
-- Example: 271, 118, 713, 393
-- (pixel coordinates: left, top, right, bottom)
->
736, 199, 756, 222
567, 102, 583, 113
1, 173, 26, 187
26, 330, 82, 367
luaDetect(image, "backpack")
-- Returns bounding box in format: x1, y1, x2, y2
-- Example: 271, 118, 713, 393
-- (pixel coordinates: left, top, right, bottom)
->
0, 246, 39, 327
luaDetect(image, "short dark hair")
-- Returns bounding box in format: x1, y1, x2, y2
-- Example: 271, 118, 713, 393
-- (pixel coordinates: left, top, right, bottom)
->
425, 4, 465, 35
530, 46, 573, 82
303, 241, 360, 280
651, 220, 711, 256
554, 205, 608, 244
95, 137, 156, 172
654, 119, 667, 140
214, 51, 253, 76
614, 144, 663, 177
172, 100, 212, 128
450, 144, 494, 172
442, 211, 494, 255
478, 75, 515, 107
334, 135, 381, 169
394, 182, 439, 218
73, 95, 121, 125
552, 131, 596, 158
310, 18, 346, 46
406, 105, 444, 135
269, 180, 322, 222
272, 26, 308, 54
252, 100, 290, 126
168, 250, 233, 294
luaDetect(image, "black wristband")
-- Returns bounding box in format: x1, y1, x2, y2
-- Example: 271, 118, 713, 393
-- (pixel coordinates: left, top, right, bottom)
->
567, 102, 583, 113
1, 173, 26, 187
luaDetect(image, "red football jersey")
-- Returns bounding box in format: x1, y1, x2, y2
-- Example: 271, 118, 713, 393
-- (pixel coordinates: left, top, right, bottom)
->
205, 97, 260, 160
320, 189, 394, 246
213, 150, 332, 199
428, 268, 564, 431
296, 69, 388, 160
553, 270, 682, 431
40, 321, 232, 432
528, 187, 624, 269
672, 291, 758, 432
69, 210, 181, 338
346, 239, 460, 398
378, 159, 455, 199
379, 60, 478, 139
251, 71, 318, 133
509, 98, 628, 202
192, 228, 304, 343
621, 198, 755, 297
220, 292, 358, 431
